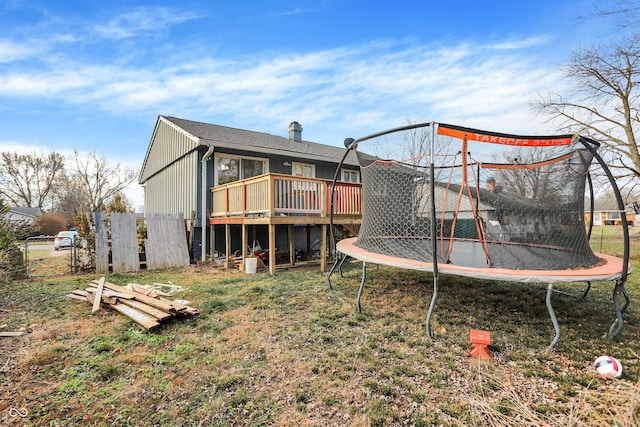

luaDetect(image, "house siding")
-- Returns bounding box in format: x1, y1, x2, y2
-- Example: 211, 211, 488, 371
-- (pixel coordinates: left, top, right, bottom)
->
139, 117, 200, 183
144, 150, 200, 220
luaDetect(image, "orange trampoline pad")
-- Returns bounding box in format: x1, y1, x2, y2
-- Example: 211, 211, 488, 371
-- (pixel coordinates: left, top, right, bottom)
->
336, 237, 630, 284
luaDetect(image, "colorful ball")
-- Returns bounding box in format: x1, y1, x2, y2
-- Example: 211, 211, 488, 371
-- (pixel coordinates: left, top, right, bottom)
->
594, 355, 623, 378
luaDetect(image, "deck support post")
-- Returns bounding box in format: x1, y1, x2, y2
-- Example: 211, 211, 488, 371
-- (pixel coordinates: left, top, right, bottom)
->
288, 225, 295, 265
320, 224, 327, 272
269, 224, 276, 275
242, 224, 248, 260
225, 224, 231, 268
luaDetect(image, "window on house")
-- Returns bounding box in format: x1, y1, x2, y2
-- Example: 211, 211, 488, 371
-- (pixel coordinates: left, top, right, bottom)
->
341, 169, 360, 183
216, 155, 266, 185
292, 162, 315, 178
606, 211, 621, 220
242, 158, 265, 179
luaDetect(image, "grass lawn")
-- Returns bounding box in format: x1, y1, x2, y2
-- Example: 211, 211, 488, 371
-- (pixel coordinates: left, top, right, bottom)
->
0, 226, 638, 426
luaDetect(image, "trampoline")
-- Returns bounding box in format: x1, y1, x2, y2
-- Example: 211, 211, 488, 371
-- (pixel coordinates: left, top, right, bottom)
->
327, 122, 631, 349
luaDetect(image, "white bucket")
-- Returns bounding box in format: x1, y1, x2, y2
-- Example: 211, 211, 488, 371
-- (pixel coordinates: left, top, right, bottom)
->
245, 257, 257, 274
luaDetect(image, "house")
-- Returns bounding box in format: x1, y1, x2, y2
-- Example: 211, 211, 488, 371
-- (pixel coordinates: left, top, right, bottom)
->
584, 199, 636, 226
139, 116, 362, 273
4, 207, 42, 224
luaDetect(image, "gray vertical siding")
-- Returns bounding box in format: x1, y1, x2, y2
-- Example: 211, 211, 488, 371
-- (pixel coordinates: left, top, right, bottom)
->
141, 117, 203, 220
139, 117, 200, 183
143, 151, 199, 217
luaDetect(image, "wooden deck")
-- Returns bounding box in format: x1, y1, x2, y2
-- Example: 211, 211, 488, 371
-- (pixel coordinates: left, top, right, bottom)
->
210, 173, 362, 274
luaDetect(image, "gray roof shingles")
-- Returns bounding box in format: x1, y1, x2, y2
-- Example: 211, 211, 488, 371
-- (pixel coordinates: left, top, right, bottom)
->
163, 116, 359, 167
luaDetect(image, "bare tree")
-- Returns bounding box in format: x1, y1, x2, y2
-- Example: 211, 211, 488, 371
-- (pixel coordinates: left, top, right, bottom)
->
54, 174, 90, 223
535, 7, 640, 199
587, 1, 640, 29
488, 146, 577, 206
69, 150, 137, 213
0, 151, 65, 209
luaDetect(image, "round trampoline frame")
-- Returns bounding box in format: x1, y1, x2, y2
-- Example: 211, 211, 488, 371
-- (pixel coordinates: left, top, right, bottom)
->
337, 237, 627, 284
327, 122, 632, 350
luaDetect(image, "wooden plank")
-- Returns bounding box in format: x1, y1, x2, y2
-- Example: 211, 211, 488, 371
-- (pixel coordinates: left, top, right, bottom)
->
111, 212, 140, 273
86, 292, 117, 306
70, 289, 89, 297
90, 279, 198, 316
96, 280, 179, 313
93, 211, 109, 274
92, 277, 105, 313
119, 299, 173, 321
110, 303, 160, 330
0, 331, 26, 337
84, 288, 135, 300
65, 293, 89, 302
145, 213, 190, 270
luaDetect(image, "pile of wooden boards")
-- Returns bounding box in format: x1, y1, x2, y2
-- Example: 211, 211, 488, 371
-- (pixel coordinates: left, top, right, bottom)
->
66, 277, 199, 331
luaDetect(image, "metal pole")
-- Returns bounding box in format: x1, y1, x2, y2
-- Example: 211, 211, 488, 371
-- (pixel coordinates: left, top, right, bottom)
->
427, 122, 439, 338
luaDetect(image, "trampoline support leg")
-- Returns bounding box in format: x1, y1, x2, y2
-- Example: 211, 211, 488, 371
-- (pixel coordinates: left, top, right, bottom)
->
327, 252, 346, 290
356, 262, 367, 313
608, 280, 630, 339
337, 253, 348, 278
580, 281, 592, 301
426, 277, 439, 339
546, 283, 561, 350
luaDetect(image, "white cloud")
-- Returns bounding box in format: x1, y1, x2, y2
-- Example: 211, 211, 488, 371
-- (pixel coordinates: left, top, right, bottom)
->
0, 35, 565, 143
0, 139, 52, 154
487, 35, 553, 50
93, 7, 201, 40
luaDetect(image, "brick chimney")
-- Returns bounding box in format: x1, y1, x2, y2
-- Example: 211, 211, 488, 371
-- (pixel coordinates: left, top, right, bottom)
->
288, 121, 303, 142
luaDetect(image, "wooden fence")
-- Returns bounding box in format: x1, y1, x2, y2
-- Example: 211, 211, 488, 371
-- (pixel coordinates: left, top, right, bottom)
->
94, 211, 190, 274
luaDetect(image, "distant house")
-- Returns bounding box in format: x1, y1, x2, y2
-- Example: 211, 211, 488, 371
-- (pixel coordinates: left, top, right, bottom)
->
139, 116, 362, 272
584, 199, 636, 226
4, 207, 42, 224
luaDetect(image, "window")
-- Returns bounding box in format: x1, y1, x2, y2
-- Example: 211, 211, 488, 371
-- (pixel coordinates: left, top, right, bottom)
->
292, 162, 315, 178
606, 211, 621, 220
216, 155, 266, 185
342, 169, 360, 183
242, 158, 264, 179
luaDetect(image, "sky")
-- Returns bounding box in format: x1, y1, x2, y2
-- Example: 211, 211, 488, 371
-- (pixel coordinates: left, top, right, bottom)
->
0, 0, 622, 210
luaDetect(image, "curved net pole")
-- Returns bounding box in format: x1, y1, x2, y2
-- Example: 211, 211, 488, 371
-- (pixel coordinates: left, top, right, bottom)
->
579, 137, 631, 339
327, 138, 356, 290
586, 171, 595, 240
427, 123, 440, 338
581, 172, 596, 301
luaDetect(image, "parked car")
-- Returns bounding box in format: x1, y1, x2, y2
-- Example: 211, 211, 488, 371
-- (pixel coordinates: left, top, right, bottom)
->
54, 230, 78, 250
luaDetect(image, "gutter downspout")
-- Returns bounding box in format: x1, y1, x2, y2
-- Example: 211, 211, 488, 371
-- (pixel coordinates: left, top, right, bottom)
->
201, 146, 214, 263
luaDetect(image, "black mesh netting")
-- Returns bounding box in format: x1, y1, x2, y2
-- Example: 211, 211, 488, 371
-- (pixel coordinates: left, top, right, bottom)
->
353, 125, 601, 271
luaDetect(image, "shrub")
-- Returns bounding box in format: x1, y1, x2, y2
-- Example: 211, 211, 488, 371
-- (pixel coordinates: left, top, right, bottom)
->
35, 212, 69, 236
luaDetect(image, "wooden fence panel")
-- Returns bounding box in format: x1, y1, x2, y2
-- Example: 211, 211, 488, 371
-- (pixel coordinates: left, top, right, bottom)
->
111, 212, 140, 273
144, 213, 190, 270
94, 211, 109, 274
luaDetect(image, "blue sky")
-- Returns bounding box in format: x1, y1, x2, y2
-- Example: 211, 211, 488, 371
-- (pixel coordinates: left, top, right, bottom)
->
0, 0, 620, 208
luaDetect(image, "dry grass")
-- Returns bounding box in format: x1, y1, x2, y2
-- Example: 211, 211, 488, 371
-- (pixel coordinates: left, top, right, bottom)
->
0, 226, 638, 425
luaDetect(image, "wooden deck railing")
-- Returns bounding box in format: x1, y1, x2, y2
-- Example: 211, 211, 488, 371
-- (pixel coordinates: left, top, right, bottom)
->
211, 173, 361, 218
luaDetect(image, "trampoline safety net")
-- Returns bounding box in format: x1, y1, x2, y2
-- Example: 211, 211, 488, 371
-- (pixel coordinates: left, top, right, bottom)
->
352, 122, 602, 271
